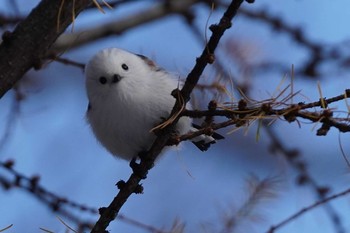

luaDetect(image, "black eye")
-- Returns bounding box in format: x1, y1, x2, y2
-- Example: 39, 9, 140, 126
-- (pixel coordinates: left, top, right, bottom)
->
121, 64, 128, 71
99, 76, 107, 84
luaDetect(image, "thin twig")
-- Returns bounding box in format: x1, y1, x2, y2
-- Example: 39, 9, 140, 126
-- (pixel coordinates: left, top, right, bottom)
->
267, 187, 350, 233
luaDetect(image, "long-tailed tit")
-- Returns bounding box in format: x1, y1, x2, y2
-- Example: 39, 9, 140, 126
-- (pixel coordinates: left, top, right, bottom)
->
85, 48, 223, 161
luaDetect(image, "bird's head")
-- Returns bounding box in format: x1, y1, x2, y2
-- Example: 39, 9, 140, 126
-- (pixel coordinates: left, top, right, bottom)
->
85, 48, 159, 100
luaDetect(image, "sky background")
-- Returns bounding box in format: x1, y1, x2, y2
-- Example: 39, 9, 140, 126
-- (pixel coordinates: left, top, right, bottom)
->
1, 1, 350, 233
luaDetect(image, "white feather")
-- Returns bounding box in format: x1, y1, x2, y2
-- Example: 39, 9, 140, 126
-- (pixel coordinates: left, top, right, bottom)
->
85, 48, 217, 161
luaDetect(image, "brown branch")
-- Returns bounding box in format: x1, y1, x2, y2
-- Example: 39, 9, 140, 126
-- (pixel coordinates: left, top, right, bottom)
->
90, 1, 248, 232
0, 160, 95, 231
0, 0, 92, 98
0, 14, 23, 26
1, 158, 175, 232
237, 7, 350, 78
298, 89, 350, 110
180, 90, 350, 134
46, 52, 86, 70
264, 124, 345, 233
267, 187, 350, 233
53, 0, 201, 52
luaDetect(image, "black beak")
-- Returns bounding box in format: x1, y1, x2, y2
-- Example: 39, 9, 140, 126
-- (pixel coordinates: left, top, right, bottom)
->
112, 74, 122, 83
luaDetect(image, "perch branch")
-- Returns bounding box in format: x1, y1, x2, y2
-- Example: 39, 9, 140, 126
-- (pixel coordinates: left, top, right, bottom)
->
90, 1, 247, 232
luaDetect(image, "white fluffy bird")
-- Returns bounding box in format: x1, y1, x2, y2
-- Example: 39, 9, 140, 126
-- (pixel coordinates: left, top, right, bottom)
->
85, 48, 223, 161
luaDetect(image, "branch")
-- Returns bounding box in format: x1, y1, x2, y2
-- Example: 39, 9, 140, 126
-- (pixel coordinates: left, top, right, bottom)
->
181, 89, 350, 135
0, 14, 23, 27
90, 1, 249, 232
267, 187, 350, 233
264, 124, 345, 233
1, 159, 174, 232
237, 7, 350, 78
0, 0, 92, 98
53, 0, 201, 51
0, 160, 95, 231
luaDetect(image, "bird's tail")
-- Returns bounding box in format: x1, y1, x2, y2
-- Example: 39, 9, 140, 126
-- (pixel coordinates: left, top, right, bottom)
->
190, 124, 224, 151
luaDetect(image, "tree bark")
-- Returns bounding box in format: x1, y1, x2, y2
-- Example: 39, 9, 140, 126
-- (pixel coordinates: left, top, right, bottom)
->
0, 0, 91, 98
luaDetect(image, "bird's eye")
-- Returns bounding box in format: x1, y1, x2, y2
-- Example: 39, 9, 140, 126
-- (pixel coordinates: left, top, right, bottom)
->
99, 76, 107, 84
121, 64, 129, 71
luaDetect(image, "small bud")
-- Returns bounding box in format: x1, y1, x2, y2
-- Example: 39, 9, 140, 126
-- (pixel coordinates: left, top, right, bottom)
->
33, 58, 43, 70
209, 24, 219, 33
99, 207, 107, 215
134, 184, 144, 194
316, 123, 330, 136
116, 180, 126, 190
206, 53, 215, 64
317, 187, 330, 197
30, 175, 40, 189
3, 160, 15, 169
1, 30, 13, 45
296, 174, 308, 185
238, 99, 247, 110
208, 100, 217, 111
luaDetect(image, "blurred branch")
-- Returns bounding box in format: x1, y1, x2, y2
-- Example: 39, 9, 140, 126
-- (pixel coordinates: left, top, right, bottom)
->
0, 0, 135, 28
53, 0, 201, 52
267, 187, 350, 233
0, 84, 22, 151
187, 5, 349, 230
45, 52, 85, 70
90, 1, 248, 232
237, 7, 350, 78
0, 14, 23, 27
264, 124, 345, 233
239, 7, 322, 78
219, 175, 280, 233
0, 224, 13, 232
0, 160, 95, 232
0, 159, 178, 233
180, 87, 349, 233
86, 0, 146, 10
117, 214, 179, 233
183, 12, 244, 95
0, 0, 92, 98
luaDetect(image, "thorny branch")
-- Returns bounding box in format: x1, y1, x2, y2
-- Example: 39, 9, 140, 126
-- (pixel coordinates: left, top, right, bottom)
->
180, 89, 350, 137
237, 7, 350, 78
0, 160, 95, 232
90, 1, 249, 232
187, 6, 350, 228
0, 160, 177, 233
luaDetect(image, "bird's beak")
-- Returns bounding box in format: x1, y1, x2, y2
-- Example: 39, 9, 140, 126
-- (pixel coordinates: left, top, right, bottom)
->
112, 74, 123, 83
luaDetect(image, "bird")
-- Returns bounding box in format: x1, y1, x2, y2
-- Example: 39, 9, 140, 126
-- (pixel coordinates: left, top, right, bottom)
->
85, 47, 223, 161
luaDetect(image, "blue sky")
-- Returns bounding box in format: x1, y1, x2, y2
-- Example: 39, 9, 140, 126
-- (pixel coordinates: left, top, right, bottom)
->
1, 1, 350, 233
